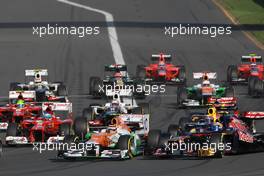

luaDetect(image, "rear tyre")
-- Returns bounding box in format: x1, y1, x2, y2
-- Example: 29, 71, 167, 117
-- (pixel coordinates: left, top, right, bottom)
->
82, 108, 93, 120
138, 103, 150, 114
248, 76, 258, 96
6, 123, 18, 136
59, 123, 71, 136
89, 77, 103, 98
227, 65, 238, 84
177, 87, 187, 108
57, 85, 68, 96
252, 78, 264, 97
74, 117, 88, 138
178, 65, 186, 85
146, 130, 161, 149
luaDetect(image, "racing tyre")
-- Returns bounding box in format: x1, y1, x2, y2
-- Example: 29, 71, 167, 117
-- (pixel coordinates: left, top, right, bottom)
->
177, 87, 187, 108
82, 108, 93, 120
167, 124, 180, 137
6, 123, 18, 136
252, 78, 264, 97
136, 65, 146, 78
89, 77, 103, 98
178, 117, 190, 132
9, 82, 20, 91
227, 65, 238, 84
139, 103, 150, 114
158, 133, 171, 149
59, 123, 71, 136
74, 117, 88, 138
209, 133, 224, 158
146, 130, 161, 149
248, 76, 258, 96
178, 65, 186, 85
57, 85, 68, 96
117, 135, 137, 157
0, 140, 2, 157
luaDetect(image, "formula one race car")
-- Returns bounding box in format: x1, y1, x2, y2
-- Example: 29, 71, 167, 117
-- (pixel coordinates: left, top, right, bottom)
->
74, 93, 150, 135
136, 53, 186, 85
227, 54, 264, 96
145, 107, 264, 158
177, 72, 234, 108
89, 64, 145, 99
0, 91, 42, 130
10, 69, 68, 102
5, 102, 73, 145
58, 112, 150, 160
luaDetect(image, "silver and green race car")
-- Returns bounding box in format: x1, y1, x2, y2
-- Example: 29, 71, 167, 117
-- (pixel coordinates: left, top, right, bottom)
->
177, 72, 235, 108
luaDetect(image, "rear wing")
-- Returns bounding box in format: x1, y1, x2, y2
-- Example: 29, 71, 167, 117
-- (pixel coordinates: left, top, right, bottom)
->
241, 55, 262, 63
242, 111, 264, 119
151, 54, 171, 62
25, 69, 48, 77
9, 91, 36, 99
118, 114, 150, 134
104, 64, 127, 72
193, 72, 217, 80
42, 102, 72, 113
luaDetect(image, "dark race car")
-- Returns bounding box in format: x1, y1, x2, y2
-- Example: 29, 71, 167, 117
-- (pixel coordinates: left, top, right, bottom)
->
145, 107, 264, 158
227, 54, 264, 96
136, 53, 186, 85
177, 72, 234, 108
5, 102, 73, 145
89, 64, 145, 99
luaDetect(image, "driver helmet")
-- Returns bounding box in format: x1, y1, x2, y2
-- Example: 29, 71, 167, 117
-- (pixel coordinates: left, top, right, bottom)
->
17, 99, 25, 108
43, 107, 53, 119
114, 72, 122, 78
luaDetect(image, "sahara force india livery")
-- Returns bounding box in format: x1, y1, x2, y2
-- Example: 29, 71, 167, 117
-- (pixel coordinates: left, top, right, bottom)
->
58, 110, 150, 159
177, 72, 235, 108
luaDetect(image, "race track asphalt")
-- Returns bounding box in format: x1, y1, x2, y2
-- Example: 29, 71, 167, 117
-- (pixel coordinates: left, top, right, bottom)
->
0, 0, 264, 176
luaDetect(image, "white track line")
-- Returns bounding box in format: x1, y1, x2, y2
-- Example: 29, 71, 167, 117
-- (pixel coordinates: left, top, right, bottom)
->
57, 0, 137, 106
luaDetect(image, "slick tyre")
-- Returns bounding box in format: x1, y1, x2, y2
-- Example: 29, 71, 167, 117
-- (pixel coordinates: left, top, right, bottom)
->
178, 65, 186, 85
248, 76, 258, 96
82, 108, 93, 121
147, 130, 161, 149
57, 85, 68, 96
89, 77, 103, 98
59, 123, 71, 136
74, 117, 88, 138
227, 65, 238, 84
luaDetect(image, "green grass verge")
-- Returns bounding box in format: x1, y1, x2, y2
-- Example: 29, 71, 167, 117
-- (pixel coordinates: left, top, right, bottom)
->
220, 0, 264, 44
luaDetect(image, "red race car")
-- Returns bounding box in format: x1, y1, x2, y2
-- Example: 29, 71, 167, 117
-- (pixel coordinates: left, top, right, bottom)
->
227, 54, 264, 96
136, 53, 186, 85
0, 91, 42, 130
5, 102, 73, 145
